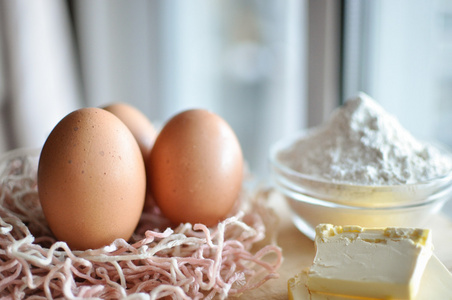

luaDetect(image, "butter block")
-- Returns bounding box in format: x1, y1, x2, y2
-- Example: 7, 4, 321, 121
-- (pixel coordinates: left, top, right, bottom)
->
288, 271, 310, 300
289, 269, 376, 300
288, 254, 452, 300
307, 224, 433, 299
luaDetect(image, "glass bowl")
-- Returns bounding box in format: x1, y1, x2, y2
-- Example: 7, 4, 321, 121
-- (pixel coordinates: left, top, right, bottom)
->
269, 132, 452, 240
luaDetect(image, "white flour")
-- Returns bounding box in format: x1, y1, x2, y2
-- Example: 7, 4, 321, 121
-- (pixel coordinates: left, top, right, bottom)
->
278, 92, 452, 185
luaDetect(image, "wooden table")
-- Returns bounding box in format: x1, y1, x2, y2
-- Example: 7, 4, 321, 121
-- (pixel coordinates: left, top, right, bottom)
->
239, 191, 452, 299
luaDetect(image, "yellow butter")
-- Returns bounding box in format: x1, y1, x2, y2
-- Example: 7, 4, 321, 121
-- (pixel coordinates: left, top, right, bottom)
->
289, 269, 377, 300
307, 224, 433, 299
288, 254, 452, 299
287, 224, 452, 299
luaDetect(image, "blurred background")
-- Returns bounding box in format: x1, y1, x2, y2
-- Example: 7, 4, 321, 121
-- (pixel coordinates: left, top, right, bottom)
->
0, 0, 451, 180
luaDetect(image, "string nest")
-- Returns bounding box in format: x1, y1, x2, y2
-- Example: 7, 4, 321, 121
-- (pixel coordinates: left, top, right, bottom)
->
0, 148, 282, 299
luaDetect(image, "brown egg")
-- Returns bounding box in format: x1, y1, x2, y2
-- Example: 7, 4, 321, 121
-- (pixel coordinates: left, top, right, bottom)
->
148, 109, 243, 226
103, 102, 156, 164
38, 107, 146, 250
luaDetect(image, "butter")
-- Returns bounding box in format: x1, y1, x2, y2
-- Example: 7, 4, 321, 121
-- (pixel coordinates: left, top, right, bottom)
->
288, 254, 452, 300
307, 224, 433, 299
288, 271, 310, 300
288, 224, 452, 299
289, 269, 376, 300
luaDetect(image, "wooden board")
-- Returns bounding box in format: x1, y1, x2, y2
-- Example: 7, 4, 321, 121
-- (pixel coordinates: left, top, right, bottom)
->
239, 191, 452, 299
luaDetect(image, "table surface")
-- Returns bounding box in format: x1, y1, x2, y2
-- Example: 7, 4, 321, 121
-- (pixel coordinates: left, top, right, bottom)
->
239, 191, 452, 299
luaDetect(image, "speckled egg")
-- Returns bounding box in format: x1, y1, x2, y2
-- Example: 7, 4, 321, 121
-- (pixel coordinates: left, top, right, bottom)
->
148, 109, 243, 227
38, 107, 146, 250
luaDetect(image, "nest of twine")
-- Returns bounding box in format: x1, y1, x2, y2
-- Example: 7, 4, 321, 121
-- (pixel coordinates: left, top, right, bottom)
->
0, 149, 282, 299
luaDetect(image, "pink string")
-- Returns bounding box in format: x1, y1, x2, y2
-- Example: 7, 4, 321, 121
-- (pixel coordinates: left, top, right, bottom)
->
0, 154, 282, 299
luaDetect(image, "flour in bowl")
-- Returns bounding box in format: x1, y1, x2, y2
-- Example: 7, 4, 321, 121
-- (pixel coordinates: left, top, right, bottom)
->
278, 92, 452, 185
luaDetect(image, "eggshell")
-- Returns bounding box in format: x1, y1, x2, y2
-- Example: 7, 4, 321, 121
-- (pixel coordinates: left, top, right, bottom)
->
103, 102, 156, 164
38, 107, 146, 250
148, 109, 243, 226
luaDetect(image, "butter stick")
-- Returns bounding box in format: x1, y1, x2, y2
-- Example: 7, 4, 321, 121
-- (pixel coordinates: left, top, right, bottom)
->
307, 224, 433, 299
288, 254, 452, 300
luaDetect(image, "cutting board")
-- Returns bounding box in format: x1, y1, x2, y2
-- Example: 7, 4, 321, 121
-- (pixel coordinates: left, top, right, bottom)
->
238, 191, 452, 299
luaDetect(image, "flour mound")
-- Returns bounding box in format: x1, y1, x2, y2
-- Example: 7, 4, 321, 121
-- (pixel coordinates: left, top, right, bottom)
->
279, 92, 452, 185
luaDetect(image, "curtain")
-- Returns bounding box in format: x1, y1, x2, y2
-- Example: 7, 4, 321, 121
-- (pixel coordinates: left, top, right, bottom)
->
0, 0, 307, 178
0, 0, 81, 152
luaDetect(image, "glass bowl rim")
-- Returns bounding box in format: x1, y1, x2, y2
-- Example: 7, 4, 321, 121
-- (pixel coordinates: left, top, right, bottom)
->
274, 180, 452, 211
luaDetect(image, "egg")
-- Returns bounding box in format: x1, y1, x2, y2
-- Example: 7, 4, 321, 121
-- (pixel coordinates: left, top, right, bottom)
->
102, 102, 156, 165
148, 109, 243, 226
38, 107, 146, 250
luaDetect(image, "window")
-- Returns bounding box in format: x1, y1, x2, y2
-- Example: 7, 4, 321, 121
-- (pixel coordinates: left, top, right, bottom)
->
342, 0, 452, 146
4, 1, 449, 181
72, 0, 309, 177
0, 0, 311, 179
